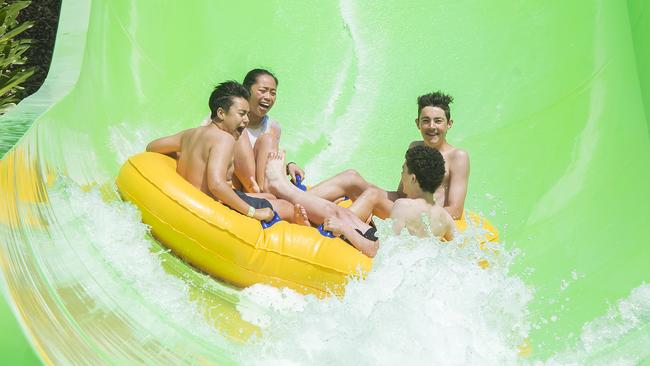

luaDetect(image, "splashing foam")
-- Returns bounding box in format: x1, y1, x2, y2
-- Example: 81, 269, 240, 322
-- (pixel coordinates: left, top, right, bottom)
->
540, 284, 650, 366
46, 179, 230, 349
238, 221, 533, 365
36, 168, 650, 365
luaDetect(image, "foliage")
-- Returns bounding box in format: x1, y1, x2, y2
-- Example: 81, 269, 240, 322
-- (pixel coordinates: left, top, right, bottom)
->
0, 1, 34, 114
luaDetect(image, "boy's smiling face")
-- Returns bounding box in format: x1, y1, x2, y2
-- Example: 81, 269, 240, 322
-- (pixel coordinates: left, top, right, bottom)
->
416, 106, 452, 147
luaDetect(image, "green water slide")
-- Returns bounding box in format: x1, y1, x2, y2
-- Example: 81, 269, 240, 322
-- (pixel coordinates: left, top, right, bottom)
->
1, 0, 649, 364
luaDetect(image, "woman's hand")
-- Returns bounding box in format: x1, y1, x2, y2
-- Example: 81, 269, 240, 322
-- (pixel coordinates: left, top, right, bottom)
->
286, 162, 305, 184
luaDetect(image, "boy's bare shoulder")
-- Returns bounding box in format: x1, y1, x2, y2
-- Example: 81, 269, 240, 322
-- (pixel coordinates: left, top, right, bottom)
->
391, 198, 414, 218
428, 205, 454, 227
393, 197, 429, 212
447, 147, 469, 160
429, 204, 451, 218
444, 147, 469, 170
391, 198, 409, 212
393, 197, 415, 207
200, 126, 235, 143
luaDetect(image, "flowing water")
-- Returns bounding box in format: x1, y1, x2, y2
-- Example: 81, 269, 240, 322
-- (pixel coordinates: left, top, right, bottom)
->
1, 0, 649, 365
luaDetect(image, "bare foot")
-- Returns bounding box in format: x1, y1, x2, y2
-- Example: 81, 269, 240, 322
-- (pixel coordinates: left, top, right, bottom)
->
293, 204, 310, 226
264, 151, 289, 195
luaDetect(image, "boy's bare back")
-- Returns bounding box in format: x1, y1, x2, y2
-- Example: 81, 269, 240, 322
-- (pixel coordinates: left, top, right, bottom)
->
146, 124, 237, 198
176, 126, 236, 195
390, 198, 454, 241
409, 140, 468, 218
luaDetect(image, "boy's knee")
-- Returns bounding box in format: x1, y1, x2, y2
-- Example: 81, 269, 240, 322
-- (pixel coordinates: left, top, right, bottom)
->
365, 187, 384, 200
341, 169, 363, 183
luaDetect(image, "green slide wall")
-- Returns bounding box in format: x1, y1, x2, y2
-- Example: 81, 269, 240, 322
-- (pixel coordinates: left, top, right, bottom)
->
1, 0, 648, 364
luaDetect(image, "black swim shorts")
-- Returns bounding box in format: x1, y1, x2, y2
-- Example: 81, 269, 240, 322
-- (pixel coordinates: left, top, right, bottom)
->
234, 190, 273, 210
342, 227, 379, 245
355, 227, 378, 241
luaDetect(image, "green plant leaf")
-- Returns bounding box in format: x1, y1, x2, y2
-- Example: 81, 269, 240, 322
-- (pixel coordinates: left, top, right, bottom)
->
0, 0, 33, 115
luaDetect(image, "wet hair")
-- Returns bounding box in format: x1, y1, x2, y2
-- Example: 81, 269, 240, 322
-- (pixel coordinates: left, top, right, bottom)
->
417, 91, 454, 120
242, 68, 279, 92
405, 145, 446, 193
208, 81, 250, 119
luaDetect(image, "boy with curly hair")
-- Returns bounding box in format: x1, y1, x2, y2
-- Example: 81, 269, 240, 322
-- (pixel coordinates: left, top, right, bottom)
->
323, 145, 454, 256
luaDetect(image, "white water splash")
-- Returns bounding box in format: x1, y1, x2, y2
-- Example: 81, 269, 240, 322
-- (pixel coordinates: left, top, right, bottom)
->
540, 284, 650, 366
238, 221, 532, 366
46, 180, 227, 343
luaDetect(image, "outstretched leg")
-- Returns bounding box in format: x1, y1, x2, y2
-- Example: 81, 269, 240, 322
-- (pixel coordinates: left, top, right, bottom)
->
347, 187, 395, 222
265, 151, 369, 231
308, 169, 372, 202
309, 170, 394, 219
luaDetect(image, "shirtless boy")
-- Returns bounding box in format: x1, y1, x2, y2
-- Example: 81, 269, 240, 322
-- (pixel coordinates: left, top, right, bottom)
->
146, 81, 308, 225
308, 91, 469, 220
264, 146, 454, 258
204, 69, 305, 193
324, 146, 454, 256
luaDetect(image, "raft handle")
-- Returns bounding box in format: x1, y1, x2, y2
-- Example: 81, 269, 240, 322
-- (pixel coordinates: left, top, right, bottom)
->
294, 175, 307, 191
261, 211, 282, 229
317, 224, 334, 238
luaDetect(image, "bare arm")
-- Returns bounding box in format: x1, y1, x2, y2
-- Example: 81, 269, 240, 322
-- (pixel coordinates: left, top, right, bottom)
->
430, 207, 455, 241
206, 135, 272, 220
443, 214, 454, 241
389, 199, 410, 235
445, 149, 469, 220
146, 131, 185, 155
324, 217, 379, 258
342, 226, 379, 258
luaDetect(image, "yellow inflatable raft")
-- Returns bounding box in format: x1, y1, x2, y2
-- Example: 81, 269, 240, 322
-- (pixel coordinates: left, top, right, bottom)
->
116, 152, 373, 297
116, 152, 499, 297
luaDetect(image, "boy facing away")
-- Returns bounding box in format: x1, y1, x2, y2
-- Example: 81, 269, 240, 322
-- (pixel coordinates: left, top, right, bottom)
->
307, 91, 469, 220
322, 145, 455, 256
263, 145, 454, 258
146, 81, 309, 225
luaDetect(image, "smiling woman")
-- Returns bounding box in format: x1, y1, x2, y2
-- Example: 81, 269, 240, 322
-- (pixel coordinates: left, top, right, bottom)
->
233, 68, 306, 193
